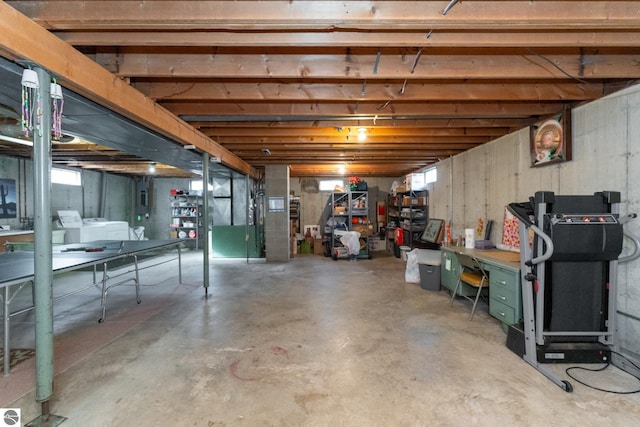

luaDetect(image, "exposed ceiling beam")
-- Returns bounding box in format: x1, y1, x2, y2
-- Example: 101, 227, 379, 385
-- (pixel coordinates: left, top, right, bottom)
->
54, 31, 640, 49
162, 101, 566, 117
11, 1, 640, 31
102, 49, 640, 80
132, 81, 607, 102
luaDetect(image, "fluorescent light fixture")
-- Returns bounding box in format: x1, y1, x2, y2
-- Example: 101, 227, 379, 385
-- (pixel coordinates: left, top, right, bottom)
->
183, 144, 196, 150
0, 134, 33, 146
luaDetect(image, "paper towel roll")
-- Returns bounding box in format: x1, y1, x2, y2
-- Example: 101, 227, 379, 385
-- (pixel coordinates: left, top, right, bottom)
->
465, 228, 475, 249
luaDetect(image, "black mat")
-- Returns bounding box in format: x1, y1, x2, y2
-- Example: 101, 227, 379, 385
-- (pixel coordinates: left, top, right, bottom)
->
0, 348, 35, 368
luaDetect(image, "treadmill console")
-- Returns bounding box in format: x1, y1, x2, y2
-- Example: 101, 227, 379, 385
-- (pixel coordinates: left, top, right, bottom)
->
550, 214, 618, 225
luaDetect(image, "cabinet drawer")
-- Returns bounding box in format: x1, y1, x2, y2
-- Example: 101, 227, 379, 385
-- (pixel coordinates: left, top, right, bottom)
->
490, 286, 517, 308
490, 298, 516, 325
490, 267, 517, 289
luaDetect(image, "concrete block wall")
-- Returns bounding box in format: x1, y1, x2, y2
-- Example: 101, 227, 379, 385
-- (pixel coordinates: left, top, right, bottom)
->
265, 165, 290, 261
428, 83, 640, 362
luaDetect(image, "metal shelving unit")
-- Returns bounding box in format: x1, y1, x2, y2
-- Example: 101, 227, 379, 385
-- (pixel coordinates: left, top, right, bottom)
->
329, 190, 370, 260
169, 192, 202, 249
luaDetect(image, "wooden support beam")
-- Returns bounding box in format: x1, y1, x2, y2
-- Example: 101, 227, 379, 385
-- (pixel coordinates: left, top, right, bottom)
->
110, 50, 640, 80
161, 101, 565, 118
54, 30, 640, 49
133, 81, 606, 102
11, 1, 640, 31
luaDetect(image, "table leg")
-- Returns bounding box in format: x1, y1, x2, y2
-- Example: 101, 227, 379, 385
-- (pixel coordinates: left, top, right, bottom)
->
98, 262, 108, 323
134, 255, 141, 304
3, 286, 10, 376
178, 244, 182, 285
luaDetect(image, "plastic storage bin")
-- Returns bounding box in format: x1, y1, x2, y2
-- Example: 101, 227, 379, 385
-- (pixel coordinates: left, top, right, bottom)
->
417, 249, 442, 291
419, 263, 441, 291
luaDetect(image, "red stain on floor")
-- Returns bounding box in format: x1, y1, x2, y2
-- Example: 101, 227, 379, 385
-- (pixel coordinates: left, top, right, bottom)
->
229, 359, 263, 381
270, 346, 289, 359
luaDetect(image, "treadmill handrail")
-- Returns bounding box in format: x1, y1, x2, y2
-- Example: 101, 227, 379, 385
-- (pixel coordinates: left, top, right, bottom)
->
619, 214, 640, 264
527, 223, 554, 266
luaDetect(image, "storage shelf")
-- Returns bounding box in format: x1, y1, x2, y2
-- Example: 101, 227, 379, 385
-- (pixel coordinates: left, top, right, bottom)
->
329, 190, 371, 260
169, 192, 203, 249
388, 190, 429, 250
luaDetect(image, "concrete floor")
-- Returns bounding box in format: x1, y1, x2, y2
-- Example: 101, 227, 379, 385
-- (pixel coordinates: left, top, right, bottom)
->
3, 250, 640, 426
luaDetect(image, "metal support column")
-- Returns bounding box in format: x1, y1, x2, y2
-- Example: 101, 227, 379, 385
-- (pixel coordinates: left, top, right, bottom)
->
33, 67, 54, 406
202, 153, 210, 298
245, 174, 250, 263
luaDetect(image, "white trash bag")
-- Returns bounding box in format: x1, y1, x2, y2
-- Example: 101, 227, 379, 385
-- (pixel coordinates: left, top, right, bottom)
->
405, 249, 421, 283
339, 231, 362, 255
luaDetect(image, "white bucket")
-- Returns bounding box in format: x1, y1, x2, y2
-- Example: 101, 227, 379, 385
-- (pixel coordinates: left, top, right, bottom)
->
400, 245, 411, 261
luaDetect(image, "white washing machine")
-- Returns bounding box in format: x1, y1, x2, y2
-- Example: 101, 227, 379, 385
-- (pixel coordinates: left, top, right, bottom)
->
58, 211, 133, 242
83, 218, 131, 240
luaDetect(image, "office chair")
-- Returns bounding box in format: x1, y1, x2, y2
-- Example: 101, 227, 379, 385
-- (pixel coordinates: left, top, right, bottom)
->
450, 252, 489, 320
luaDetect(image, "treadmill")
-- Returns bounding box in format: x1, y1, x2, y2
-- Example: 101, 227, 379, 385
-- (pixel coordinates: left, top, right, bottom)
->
507, 191, 640, 392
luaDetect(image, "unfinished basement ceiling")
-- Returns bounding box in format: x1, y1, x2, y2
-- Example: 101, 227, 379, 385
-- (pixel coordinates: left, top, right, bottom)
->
1, 1, 639, 178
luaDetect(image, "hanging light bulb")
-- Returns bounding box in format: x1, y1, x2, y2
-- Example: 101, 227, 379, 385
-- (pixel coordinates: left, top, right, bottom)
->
21, 68, 40, 138
50, 82, 63, 99
50, 80, 64, 140
21, 69, 39, 88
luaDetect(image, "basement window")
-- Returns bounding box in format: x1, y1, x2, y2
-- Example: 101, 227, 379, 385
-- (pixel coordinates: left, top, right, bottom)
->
319, 179, 344, 192
425, 167, 437, 184
190, 180, 213, 192
52, 168, 81, 186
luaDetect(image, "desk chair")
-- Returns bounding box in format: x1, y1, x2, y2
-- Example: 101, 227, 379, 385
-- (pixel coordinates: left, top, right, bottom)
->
450, 252, 489, 320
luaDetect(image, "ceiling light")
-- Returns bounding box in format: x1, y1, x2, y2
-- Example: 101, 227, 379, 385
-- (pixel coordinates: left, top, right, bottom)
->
338, 165, 346, 175
148, 162, 156, 174
50, 82, 63, 100
357, 127, 367, 141
262, 148, 271, 156
0, 134, 33, 146
21, 69, 39, 88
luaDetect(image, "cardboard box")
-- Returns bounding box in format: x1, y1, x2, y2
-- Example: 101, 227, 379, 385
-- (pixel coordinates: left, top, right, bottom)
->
370, 237, 384, 251
411, 197, 427, 206
314, 238, 325, 255
352, 224, 373, 236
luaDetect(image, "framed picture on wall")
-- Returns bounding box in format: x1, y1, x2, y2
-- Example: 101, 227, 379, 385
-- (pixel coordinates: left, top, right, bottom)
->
530, 108, 571, 167
0, 178, 17, 218
419, 218, 444, 244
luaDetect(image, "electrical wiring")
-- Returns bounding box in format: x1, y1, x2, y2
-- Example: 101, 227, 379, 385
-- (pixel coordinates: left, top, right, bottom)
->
565, 351, 640, 394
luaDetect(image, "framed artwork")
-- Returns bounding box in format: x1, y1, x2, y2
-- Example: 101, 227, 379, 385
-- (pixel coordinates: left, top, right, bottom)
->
530, 108, 571, 167
0, 178, 17, 218
419, 218, 444, 244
